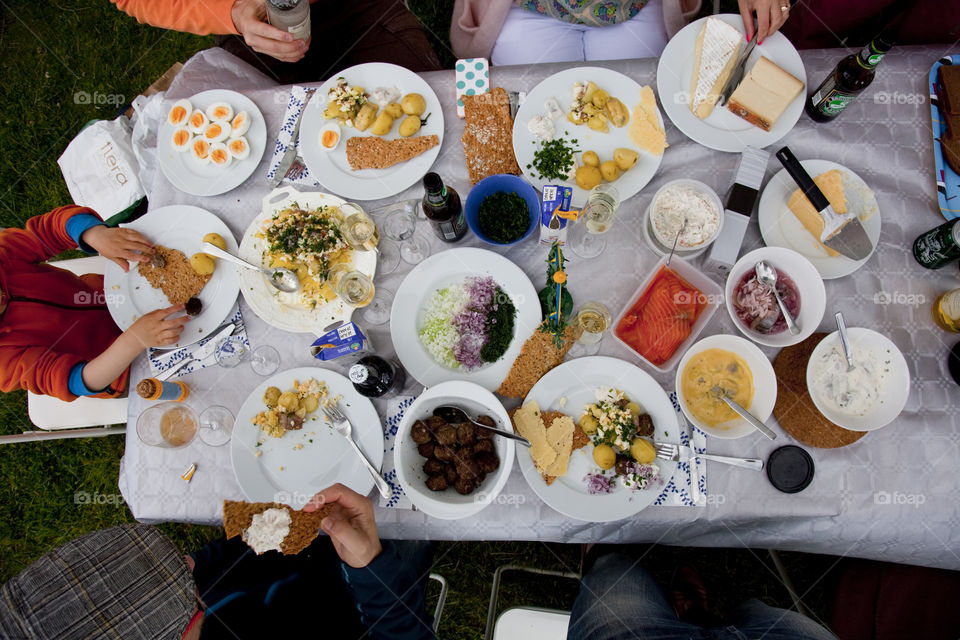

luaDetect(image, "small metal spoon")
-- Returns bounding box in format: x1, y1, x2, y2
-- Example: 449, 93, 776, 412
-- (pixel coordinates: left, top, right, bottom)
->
835, 311, 855, 372
755, 260, 800, 335
200, 242, 299, 293
432, 405, 531, 448
710, 386, 777, 441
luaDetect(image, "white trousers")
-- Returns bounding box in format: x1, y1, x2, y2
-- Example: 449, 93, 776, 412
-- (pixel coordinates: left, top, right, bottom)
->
491, 0, 669, 66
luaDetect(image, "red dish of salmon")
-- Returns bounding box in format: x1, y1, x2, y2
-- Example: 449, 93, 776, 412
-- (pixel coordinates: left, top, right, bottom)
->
615, 266, 706, 365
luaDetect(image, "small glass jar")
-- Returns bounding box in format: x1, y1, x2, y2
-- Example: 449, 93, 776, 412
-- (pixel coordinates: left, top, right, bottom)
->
266, 0, 311, 44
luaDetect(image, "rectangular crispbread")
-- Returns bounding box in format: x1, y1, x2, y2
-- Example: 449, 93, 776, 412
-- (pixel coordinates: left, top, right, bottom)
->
461, 87, 521, 184
223, 500, 333, 555
345, 134, 439, 171
496, 323, 581, 399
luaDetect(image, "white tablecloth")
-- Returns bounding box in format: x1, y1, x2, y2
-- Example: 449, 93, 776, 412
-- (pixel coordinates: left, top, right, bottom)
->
119, 46, 960, 570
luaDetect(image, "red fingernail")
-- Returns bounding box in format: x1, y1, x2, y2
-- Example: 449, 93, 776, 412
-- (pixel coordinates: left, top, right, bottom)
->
758, 39, 763, 45
747, 33, 751, 42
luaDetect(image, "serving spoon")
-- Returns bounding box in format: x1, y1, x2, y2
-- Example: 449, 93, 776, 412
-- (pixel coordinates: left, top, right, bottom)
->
834, 311, 856, 372
201, 242, 299, 293
710, 386, 777, 441
432, 405, 531, 448
755, 260, 800, 335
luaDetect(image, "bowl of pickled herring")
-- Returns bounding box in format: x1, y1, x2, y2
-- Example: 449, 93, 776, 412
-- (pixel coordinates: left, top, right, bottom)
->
806, 328, 909, 432
676, 334, 778, 439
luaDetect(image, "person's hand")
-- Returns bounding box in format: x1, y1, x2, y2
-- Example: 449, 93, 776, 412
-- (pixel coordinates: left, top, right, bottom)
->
305, 483, 383, 568
125, 304, 189, 348
81, 225, 154, 272
737, 0, 791, 44
230, 0, 308, 63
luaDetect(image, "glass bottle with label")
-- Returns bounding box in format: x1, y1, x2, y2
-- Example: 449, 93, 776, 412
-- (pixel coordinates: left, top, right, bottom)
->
933, 288, 960, 332
805, 34, 894, 122
266, 0, 311, 44
422, 172, 467, 242
349, 355, 406, 398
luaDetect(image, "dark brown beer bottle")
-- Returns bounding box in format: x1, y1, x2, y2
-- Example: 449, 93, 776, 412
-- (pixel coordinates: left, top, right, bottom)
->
805, 34, 894, 122
422, 172, 467, 242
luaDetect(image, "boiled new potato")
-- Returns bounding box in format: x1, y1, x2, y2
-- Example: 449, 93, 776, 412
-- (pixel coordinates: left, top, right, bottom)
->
398, 115, 422, 137
384, 102, 404, 119
600, 160, 620, 182
189, 252, 215, 276
302, 395, 319, 413
582, 150, 600, 167
591, 89, 610, 108
202, 232, 226, 251
353, 102, 378, 131
580, 413, 599, 434
630, 438, 656, 464
277, 391, 299, 412
582, 81, 599, 104
604, 97, 629, 127
401, 93, 426, 116
587, 116, 609, 133
575, 165, 602, 191
593, 444, 616, 470
614, 148, 639, 172
370, 112, 394, 136
625, 401, 643, 416
567, 110, 587, 126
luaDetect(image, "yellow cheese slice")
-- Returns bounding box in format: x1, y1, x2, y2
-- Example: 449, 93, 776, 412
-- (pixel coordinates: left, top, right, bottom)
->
513, 401, 556, 474
543, 416, 575, 478
786, 169, 847, 257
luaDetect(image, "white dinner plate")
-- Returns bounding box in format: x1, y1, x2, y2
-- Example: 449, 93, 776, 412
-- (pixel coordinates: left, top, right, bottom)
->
300, 62, 444, 200
758, 160, 880, 279
519, 356, 679, 522
230, 367, 384, 505
513, 66, 665, 208
103, 205, 239, 349
390, 248, 541, 392
238, 186, 377, 335
157, 89, 267, 197
656, 14, 806, 152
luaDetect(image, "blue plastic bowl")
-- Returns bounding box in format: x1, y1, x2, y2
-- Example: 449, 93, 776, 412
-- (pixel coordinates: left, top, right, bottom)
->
464, 174, 540, 246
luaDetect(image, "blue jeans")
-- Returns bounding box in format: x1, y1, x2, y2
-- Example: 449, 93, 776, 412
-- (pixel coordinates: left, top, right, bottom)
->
567, 553, 838, 640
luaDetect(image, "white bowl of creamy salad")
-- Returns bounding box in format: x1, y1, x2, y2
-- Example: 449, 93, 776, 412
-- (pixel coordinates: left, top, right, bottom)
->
645, 179, 723, 255
806, 328, 910, 431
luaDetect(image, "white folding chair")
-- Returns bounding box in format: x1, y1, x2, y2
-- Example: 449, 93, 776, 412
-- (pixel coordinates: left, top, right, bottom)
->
485, 565, 581, 640
429, 573, 448, 634
25, 256, 128, 431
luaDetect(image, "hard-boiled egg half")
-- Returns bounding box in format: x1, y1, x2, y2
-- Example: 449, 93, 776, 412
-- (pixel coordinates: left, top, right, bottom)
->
227, 136, 250, 161
319, 122, 341, 151
191, 138, 211, 164
168, 99, 192, 127
206, 102, 233, 122
209, 142, 232, 168
171, 127, 192, 152
188, 109, 208, 134
203, 120, 231, 143
230, 111, 250, 138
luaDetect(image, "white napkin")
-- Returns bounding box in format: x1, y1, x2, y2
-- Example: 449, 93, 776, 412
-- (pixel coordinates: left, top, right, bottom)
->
379, 395, 416, 509
653, 392, 708, 507
148, 304, 250, 378
265, 85, 321, 187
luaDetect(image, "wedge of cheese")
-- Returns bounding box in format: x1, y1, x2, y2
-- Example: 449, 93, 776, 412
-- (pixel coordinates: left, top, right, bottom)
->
690, 17, 743, 119
629, 85, 668, 155
727, 57, 804, 131
786, 169, 847, 257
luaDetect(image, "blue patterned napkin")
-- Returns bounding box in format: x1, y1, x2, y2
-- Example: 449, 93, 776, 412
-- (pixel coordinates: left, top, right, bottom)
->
265, 85, 321, 187
653, 392, 707, 507
379, 395, 416, 509
147, 304, 250, 378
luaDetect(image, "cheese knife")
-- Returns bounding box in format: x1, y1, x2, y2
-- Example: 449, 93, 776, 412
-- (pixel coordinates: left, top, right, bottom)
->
718, 33, 757, 107
776, 147, 873, 261
271, 88, 315, 188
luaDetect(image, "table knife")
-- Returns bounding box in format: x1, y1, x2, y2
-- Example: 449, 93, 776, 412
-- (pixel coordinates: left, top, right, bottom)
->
156, 322, 236, 381
718, 39, 756, 107
271, 88, 316, 188
677, 444, 763, 471
681, 419, 702, 504
776, 147, 873, 261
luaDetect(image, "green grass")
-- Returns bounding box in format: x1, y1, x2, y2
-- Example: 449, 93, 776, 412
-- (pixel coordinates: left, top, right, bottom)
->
0, 1, 837, 637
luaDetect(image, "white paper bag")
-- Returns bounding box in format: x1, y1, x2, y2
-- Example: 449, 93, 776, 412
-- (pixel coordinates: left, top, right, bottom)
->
57, 116, 145, 218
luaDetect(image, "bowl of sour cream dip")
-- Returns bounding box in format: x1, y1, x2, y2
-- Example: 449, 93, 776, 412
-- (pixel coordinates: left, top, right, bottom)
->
806, 328, 910, 432
644, 179, 723, 257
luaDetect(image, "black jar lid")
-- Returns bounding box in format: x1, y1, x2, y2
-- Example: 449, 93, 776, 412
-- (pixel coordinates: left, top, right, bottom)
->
767, 445, 814, 494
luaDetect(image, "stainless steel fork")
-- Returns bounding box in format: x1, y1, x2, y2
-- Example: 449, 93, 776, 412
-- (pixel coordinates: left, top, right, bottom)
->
655, 442, 702, 504
321, 401, 392, 499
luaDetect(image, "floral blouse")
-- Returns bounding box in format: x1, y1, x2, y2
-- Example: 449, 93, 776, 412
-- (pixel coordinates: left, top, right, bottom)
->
516, 1, 650, 27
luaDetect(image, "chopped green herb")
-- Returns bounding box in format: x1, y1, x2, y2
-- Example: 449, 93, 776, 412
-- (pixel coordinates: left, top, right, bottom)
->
477, 191, 530, 243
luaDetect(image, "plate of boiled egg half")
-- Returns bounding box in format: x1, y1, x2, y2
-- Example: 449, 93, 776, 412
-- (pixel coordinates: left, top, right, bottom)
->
159, 89, 267, 197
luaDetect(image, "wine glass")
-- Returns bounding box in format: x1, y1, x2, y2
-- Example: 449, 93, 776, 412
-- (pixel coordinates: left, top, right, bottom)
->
328, 263, 376, 307
361, 287, 393, 325
381, 200, 431, 265
569, 184, 620, 260
573, 301, 612, 356
250, 345, 280, 376
198, 405, 234, 446
340, 202, 400, 273
214, 336, 249, 368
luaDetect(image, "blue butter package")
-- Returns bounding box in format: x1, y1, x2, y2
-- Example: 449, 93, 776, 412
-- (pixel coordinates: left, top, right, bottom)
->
309, 322, 367, 360
539, 184, 574, 245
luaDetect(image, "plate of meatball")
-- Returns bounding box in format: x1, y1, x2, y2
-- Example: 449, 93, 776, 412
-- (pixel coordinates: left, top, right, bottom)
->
394, 380, 515, 520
